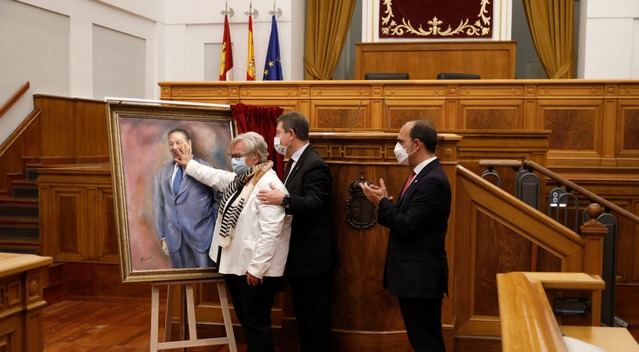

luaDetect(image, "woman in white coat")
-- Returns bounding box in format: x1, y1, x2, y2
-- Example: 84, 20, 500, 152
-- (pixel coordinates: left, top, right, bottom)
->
174, 131, 291, 352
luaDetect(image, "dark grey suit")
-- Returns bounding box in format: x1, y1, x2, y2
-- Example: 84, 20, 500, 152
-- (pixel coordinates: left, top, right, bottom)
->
153, 158, 217, 268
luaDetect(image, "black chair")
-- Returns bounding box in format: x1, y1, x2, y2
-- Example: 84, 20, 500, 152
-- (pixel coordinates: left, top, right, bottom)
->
436, 72, 480, 80
364, 72, 409, 80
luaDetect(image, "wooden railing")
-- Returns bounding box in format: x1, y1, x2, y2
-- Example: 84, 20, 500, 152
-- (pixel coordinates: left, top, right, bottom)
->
478, 158, 639, 327
522, 160, 639, 224
498, 272, 639, 352
0, 81, 30, 119
454, 165, 607, 338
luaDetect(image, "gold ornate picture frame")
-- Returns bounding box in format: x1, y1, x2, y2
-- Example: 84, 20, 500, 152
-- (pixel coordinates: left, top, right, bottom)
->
107, 102, 234, 283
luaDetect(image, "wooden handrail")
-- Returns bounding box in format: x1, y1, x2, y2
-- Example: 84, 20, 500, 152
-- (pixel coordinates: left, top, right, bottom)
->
457, 165, 585, 250
523, 160, 639, 224
0, 81, 30, 119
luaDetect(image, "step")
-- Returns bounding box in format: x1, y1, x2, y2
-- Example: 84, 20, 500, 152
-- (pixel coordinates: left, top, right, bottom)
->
0, 216, 40, 241
0, 239, 40, 255
10, 180, 38, 198
0, 196, 38, 217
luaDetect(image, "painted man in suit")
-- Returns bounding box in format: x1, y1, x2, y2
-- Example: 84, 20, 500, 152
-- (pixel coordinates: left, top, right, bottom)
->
257, 112, 333, 351
153, 128, 217, 269
361, 120, 451, 352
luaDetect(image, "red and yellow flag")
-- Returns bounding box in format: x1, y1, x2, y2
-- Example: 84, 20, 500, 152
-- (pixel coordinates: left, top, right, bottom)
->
219, 14, 233, 81
246, 10, 256, 80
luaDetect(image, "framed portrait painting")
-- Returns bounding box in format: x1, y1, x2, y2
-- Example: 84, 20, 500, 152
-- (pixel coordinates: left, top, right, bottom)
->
107, 102, 234, 283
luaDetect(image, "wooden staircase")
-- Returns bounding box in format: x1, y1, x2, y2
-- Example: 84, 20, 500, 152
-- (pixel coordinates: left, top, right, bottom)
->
0, 166, 40, 254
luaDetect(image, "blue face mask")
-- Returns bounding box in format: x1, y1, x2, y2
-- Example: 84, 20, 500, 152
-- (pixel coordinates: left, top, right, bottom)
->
231, 156, 250, 175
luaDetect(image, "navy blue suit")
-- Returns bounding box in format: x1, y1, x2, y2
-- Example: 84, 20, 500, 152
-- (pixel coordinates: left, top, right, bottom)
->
378, 159, 451, 352
153, 158, 217, 268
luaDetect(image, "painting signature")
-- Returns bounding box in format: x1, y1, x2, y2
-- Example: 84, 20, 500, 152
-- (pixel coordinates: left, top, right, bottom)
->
140, 256, 153, 263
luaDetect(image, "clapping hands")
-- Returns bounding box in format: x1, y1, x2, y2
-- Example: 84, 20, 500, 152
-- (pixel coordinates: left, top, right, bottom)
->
360, 178, 392, 206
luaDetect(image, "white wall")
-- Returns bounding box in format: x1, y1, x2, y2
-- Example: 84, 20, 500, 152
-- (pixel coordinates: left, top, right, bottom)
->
0, 0, 302, 145
0, 0, 159, 145
93, 24, 147, 99
162, 0, 295, 82
0, 0, 70, 144
578, 0, 639, 78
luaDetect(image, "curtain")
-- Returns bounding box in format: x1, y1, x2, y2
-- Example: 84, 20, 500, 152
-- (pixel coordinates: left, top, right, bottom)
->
523, 0, 574, 79
304, 0, 357, 80
231, 103, 285, 179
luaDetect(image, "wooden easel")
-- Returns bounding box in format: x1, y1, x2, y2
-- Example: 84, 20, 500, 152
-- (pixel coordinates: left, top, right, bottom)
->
150, 279, 237, 351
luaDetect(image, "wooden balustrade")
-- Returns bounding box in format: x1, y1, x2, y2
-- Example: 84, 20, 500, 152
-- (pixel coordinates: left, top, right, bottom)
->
0, 81, 30, 120
498, 272, 639, 352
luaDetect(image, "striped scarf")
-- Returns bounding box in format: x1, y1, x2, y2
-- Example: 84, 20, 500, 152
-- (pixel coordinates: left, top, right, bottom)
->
216, 160, 273, 247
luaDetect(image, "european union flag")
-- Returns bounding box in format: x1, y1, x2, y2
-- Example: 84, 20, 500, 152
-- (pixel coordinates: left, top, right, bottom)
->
263, 15, 283, 80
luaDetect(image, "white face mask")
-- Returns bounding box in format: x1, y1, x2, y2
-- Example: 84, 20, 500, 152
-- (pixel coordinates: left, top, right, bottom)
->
394, 141, 415, 165
274, 136, 291, 156
231, 156, 250, 175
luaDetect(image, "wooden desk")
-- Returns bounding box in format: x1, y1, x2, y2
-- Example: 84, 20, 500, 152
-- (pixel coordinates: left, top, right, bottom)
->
523, 272, 604, 325
0, 252, 53, 352
560, 325, 639, 352
498, 272, 638, 352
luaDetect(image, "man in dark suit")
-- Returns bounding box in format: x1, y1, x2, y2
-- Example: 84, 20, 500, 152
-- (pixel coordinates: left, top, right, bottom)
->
361, 120, 451, 352
257, 112, 333, 352
153, 128, 217, 269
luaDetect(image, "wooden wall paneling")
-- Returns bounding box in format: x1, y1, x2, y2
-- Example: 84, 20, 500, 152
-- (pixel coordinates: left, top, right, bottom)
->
354, 42, 516, 79
459, 99, 525, 129
73, 100, 109, 158
539, 98, 605, 167
44, 186, 86, 261
473, 208, 533, 317
601, 85, 619, 166
37, 96, 76, 158
159, 79, 639, 168
310, 99, 371, 131
524, 85, 539, 129
383, 99, 446, 130
616, 99, 639, 163
458, 85, 525, 129
446, 86, 461, 129
170, 85, 235, 101
381, 83, 449, 130
38, 166, 112, 263
94, 186, 118, 263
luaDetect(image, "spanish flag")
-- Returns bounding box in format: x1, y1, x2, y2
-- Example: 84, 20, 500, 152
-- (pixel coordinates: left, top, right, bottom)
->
246, 7, 256, 80
219, 14, 233, 81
